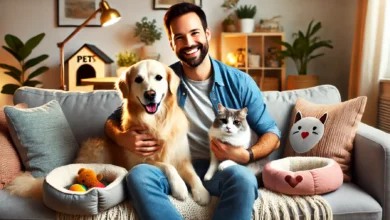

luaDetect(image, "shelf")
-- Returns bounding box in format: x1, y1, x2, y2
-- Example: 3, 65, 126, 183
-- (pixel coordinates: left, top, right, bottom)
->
222, 32, 284, 37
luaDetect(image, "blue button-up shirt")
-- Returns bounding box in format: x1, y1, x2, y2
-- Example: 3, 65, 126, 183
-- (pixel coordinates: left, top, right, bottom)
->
108, 57, 280, 139
170, 57, 281, 138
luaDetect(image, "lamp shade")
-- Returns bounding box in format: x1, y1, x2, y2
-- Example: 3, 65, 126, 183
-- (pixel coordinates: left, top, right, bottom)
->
99, 1, 121, 27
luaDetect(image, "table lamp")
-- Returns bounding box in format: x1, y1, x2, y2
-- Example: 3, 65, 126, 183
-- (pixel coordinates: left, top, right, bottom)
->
57, 0, 121, 90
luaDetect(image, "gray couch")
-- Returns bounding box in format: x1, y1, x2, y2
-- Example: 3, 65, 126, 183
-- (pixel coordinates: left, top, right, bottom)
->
0, 85, 389, 220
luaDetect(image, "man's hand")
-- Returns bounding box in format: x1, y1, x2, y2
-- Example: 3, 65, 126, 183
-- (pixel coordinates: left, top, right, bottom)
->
117, 125, 161, 156
210, 139, 250, 164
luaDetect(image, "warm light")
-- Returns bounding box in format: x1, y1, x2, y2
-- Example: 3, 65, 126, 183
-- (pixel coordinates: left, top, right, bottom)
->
100, 1, 121, 26
227, 52, 237, 66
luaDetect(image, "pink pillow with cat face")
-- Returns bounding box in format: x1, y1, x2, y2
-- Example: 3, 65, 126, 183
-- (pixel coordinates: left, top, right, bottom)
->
262, 157, 343, 195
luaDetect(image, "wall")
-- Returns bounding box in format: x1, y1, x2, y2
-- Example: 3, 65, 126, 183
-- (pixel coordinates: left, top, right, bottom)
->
0, 0, 357, 107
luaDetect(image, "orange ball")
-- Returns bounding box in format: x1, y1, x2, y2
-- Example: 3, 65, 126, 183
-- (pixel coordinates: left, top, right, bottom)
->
69, 184, 87, 192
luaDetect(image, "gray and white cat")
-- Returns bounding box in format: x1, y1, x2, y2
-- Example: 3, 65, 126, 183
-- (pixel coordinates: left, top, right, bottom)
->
204, 103, 268, 181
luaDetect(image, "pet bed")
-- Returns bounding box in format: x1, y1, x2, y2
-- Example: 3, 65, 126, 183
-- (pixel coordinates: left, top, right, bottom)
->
43, 163, 128, 215
262, 156, 343, 195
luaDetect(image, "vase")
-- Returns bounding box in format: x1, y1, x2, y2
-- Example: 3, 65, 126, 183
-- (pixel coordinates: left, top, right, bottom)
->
286, 75, 319, 90
141, 45, 160, 60
116, 66, 129, 77
239, 19, 255, 33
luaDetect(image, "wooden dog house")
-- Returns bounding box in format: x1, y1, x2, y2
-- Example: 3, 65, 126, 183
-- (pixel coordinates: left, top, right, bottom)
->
65, 44, 113, 91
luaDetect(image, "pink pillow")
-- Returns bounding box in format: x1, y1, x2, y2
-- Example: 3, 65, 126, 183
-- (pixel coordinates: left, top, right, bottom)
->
262, 157, 343, 195
0, 104, 27, 189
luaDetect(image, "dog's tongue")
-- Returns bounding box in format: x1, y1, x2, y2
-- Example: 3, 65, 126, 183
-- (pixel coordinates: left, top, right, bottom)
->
146, 104, 157, 113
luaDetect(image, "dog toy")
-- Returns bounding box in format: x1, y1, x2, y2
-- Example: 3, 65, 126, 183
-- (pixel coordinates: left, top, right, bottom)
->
77, 168, 106, 189
69, 183, 87, 192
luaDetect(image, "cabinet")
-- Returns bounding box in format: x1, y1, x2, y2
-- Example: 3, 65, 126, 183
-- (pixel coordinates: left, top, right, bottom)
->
220, 32, 286, 91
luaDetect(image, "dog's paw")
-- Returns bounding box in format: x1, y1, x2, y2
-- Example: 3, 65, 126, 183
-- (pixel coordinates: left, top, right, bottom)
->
192, 185, 211, 206
170, 177, 188, 201
218, 160, 238, 171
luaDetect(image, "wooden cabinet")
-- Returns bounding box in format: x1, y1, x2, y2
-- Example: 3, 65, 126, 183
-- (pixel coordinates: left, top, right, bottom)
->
220, 32, 286, 91
378, 79, 390, 133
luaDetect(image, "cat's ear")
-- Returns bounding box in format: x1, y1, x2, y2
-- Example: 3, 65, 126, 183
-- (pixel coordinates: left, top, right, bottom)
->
294, 111, 302, 123
319, 113, 328, 125
217, 103, 225, 112
239, 107, 248, 117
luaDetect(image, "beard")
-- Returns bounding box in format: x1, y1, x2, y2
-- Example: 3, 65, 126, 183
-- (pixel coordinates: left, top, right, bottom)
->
177, 41, 209, 68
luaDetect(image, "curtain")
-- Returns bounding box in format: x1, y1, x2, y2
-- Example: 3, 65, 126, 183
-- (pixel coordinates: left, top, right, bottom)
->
348, 0, 390, 126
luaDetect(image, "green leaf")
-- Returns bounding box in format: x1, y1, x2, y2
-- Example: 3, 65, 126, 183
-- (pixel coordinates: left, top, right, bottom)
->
27, 66, 49, 81
17, 46, 32, 60
3, 71, 21, 82
310, 22, 322, 37
25, 33, 45, 52
1, 84, 20, 95
4, 34, 24, 51
306, 20, 314, 39
23, 54, 48, 71
2, 46, 22, 61
0, 63, 22, 76
23, 80, 42, 87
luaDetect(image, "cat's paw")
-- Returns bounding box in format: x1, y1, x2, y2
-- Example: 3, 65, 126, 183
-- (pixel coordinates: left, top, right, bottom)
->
170, 177, 188, 201
204, 172, 214, 181
218, 160, 238, 170
192, 185, 211, 206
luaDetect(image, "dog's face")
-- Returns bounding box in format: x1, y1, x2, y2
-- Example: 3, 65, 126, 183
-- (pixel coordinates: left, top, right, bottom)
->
116, 60, 179, 115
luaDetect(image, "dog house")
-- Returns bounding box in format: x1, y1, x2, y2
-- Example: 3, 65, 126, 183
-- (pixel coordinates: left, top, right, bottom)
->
65, 44, 113, 91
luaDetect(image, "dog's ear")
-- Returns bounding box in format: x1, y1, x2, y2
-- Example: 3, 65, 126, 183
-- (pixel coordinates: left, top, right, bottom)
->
115, 66, 132, 99
165, 65, 180, 95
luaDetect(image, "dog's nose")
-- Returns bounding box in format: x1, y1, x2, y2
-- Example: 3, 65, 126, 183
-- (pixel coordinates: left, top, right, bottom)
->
144, 90, 156, 101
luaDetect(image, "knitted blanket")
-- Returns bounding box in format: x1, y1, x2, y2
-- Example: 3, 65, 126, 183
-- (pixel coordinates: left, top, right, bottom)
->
56, 188, 332, 220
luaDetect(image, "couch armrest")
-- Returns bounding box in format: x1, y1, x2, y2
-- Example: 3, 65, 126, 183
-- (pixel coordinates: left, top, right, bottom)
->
353, 123, 390, 220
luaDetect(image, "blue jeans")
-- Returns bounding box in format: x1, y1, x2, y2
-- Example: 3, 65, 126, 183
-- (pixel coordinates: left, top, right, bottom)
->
125, 159, 258, 220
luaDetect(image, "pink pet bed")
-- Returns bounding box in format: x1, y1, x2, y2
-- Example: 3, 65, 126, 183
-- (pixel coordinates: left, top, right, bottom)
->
262, 157, 343, 195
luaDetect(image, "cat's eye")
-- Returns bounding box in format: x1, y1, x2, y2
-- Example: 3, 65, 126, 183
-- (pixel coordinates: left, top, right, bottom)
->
298, 126, 302, 130
155, 75, 163, 81
220, 119, 228, 124
135, 76, 143, 83
233, 120, 240, 125
313, 126, 317, 130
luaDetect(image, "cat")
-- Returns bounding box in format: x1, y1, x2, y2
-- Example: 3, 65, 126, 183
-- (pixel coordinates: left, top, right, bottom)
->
289, 111, 328, 153
204, 103, 268, 181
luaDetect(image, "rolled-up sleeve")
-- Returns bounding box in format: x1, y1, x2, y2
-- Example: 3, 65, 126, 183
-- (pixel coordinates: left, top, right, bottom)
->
240, 75, 281, 139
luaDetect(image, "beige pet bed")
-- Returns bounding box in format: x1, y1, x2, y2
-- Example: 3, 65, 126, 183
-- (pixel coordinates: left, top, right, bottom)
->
43, 163, 128, 215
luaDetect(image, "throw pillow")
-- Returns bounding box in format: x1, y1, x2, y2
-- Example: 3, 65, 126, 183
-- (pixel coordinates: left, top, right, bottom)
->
283, 96, 367, 182
0, 103, 27, 189
4, 100, 79, 178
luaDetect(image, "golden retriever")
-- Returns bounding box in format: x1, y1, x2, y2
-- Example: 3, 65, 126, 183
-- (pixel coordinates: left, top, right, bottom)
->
6, 60, 210, 206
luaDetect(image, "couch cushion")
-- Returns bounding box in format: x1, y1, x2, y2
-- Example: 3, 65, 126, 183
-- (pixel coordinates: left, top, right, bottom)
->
324, 183, 382, 220
262, 85, 342, 160
13, 87, 122, 145
0, 190, 55, 220
4, 100, 79, 178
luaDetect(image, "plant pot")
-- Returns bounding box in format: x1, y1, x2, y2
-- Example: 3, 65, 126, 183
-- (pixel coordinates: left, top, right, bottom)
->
239, 19, 255, 33
141, 45, 160, 60
286, 75, 319, 90
223, 24, 236, 32
116, 66, 130, 77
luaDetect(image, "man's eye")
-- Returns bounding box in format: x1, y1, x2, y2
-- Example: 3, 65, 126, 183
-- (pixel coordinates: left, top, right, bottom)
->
192, 32, 199, 35
135, 76, 143, 83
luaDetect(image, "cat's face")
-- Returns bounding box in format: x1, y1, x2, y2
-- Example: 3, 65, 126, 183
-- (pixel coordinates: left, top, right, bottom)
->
289, 111, 328, 153
212, 103, 249, 136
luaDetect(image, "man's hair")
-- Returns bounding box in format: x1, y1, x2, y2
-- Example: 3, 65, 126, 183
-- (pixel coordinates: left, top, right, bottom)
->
164, 2, 208, 40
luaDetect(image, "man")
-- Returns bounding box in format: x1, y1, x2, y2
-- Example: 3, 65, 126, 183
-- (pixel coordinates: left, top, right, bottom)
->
105, 2, 281, 220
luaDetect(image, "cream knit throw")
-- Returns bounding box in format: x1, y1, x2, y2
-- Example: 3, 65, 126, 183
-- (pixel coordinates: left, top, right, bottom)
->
56, 188, 332, 220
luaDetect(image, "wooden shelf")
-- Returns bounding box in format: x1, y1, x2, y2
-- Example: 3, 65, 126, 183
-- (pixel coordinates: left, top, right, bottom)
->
220, 32, 286, 91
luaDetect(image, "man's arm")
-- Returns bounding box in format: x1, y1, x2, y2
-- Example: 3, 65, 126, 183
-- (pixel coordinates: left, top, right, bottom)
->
250, 132, 280, 161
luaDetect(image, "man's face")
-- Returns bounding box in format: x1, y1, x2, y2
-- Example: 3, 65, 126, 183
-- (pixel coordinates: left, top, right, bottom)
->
169, 12, 211, 68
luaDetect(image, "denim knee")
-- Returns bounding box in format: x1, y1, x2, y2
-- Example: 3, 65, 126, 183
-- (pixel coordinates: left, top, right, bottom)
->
126, 164, 162, 189
223, 165, 259, 199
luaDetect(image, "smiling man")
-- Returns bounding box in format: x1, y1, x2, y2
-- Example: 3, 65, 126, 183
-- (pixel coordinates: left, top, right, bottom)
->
105, 2, 281, 220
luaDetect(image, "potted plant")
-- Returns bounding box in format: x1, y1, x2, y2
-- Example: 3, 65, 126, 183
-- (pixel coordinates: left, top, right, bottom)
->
235, 5, 256, 33
115, 50, 139, 77
0, 33, 49, 95
222, 15, 236, 32
134, 17, 162, 60
274, 20, 333, 90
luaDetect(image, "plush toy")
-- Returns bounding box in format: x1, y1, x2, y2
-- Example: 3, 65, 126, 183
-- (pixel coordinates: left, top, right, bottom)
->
77, 168, 106, 189
69, 183, 87, 192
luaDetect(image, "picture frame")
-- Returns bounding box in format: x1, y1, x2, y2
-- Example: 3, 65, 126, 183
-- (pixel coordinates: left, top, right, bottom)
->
153, 0, 202, 10
57, 0, 101, 27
